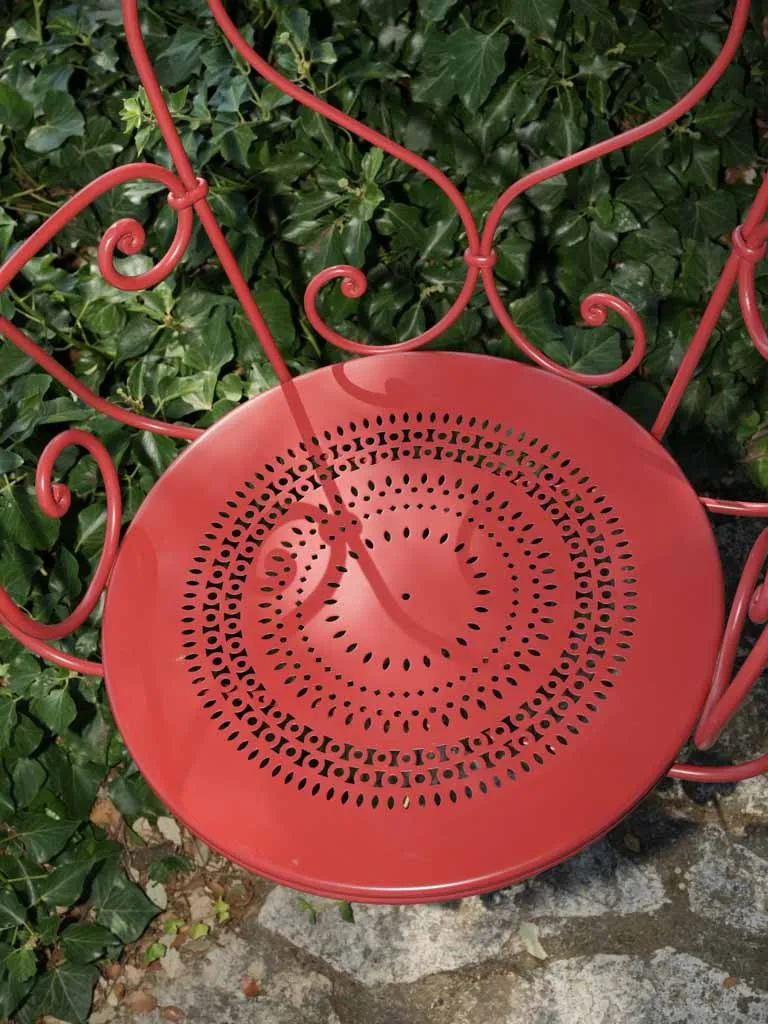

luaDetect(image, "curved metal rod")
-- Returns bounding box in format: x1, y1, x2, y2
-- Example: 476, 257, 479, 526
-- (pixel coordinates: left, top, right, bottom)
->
667, 754, 768, 783
204, 0, 480, 354
120, 0, 288, 383
478, 0, 751, 387
733, 222, 768, 358
483, 291, 646, 389
0, 429, 121, 676
304, 264, 479, 355
0, 162, 205, 440
701, 497, 768, 518
0, 163, 193, 297
695, 528, 768, 748
653, 174, 768, 440
668, 528, 768, 782
0, 612, 104, 677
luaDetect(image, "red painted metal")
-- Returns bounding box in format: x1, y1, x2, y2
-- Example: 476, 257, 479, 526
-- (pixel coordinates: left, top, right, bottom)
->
0, 430, 116, 677
653, 171, 768, 440
102, 353, 722, 900
0, 0, 766, 900
0, 163, 205, 441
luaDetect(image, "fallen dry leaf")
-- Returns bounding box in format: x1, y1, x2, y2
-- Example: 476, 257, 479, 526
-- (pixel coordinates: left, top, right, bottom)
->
132, 816, 157, 843
187, 887, 215, 922
190, 837, 212, 867
89, 798, 121, 833
123, 990, 157, 1014
160, 1008, 187, 1023
146, 879, 168, 910
725, 166, 757, 186
240, 975, 262, 998
519, 922, 548, 961
157, 816, 183, 846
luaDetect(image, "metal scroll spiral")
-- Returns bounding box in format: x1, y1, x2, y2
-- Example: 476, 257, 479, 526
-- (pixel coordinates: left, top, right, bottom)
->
0, 162, 205, 440
0, 430, 122, 676
0, 162, 206, 299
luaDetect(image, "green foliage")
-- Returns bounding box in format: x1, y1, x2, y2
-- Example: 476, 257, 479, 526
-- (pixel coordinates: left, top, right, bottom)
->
0, 0, 767, 1018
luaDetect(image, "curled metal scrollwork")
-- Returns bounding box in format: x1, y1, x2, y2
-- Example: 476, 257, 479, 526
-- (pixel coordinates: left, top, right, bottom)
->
0, 429, 122, 677
0, 162, 208, 439
206, 0, 751, 389
205, 0, 481, 357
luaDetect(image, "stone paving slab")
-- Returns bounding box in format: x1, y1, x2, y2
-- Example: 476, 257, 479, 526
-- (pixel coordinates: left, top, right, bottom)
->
110, 780, 767, 1024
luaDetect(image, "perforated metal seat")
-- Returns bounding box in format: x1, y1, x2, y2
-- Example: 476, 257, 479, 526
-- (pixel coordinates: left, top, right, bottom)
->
1, 0, 767, 905
103, 353, 722, 900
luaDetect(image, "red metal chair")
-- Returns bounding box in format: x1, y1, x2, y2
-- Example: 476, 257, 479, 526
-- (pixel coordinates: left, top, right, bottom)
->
1, 0, 767, 903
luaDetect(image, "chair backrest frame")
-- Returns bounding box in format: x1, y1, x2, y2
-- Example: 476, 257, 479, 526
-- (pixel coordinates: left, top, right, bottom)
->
1, 0, 768, 690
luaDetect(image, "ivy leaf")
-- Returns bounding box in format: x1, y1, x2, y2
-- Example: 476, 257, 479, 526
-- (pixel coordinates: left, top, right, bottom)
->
0, 83, 33, 131
0, 890, 27, 930
31, 688, 78, 734
687, 142, 720, 190
251, 287, 297, 354
548, 90, 586, 156
419, 0, 459, 17
341, 216, 371, 266
415, 29, 507, 110
12, 757, 46, 808
59, 924, 121, 965
0, 854, 45, 904
154, 25, 205, 86
15, 814, 80, 864
91, 861, 159, 943
552, 326, 622, 376
695, 99, 748, 138
25, 92, 84, 154
21, 963, 99, 1024
451, 29, 508, 109
109, 766, 166, 819
510, 0, 564, 39
0, 696, 18, 748
496, 291, 561, 358
4, 945, 37, 981
688, 192, 737, 241
0, 943, 34, 1018
38, 860, 94, 909
0, 489, 60, 552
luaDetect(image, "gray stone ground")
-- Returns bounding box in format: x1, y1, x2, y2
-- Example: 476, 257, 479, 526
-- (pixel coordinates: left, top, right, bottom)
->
102, 519, 768, 1024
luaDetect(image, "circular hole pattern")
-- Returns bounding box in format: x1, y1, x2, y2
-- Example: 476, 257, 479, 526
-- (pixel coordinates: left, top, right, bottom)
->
181, 409, 637, 811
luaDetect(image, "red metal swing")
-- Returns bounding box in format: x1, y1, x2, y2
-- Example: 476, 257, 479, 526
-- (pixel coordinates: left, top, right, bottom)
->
1, 0, 767, 903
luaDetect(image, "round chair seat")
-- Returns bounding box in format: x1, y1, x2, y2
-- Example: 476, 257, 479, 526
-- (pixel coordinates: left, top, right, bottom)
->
103, 351, 723, 902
